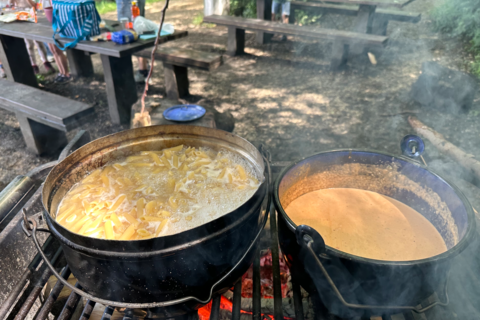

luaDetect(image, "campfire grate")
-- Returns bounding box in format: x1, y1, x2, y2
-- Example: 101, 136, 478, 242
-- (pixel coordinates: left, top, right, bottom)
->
0, 138, 468, 320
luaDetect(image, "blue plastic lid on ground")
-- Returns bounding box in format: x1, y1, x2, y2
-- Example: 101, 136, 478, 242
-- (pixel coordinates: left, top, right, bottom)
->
163, 104, 206, 122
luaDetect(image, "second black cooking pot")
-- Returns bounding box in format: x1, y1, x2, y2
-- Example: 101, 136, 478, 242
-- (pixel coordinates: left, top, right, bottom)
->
273, 150, 476, 318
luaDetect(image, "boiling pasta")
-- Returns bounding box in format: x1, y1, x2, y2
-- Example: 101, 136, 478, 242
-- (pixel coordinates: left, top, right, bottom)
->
56, 145, 261, 240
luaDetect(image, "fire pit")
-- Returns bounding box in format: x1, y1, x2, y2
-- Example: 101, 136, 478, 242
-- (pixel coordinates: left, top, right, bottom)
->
0, 131, 479, 320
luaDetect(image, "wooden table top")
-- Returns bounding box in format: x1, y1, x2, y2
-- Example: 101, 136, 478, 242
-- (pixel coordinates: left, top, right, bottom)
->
308, 0, 415, 9
0, 16, 188, 57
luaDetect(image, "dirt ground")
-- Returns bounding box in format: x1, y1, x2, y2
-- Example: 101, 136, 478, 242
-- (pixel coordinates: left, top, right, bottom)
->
0, 0, 479, 192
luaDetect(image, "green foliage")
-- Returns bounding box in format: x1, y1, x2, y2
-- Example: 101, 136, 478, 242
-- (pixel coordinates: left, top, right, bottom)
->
230, 0, 256, 18
294, 9, 322, 26
95, 0, 161, 15
431, 0, 480, 77
192, 13, 215, 28
36, 74, 45, 82
470, 54, 480, 78
431, 0, 480, 49
193, 13, 204, 25
96, 1, 117, 14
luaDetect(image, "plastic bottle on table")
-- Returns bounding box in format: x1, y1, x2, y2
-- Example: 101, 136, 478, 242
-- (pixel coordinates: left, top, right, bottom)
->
131, 1, 140, 20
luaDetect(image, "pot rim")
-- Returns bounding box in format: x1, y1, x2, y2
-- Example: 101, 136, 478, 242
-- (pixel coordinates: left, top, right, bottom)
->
273, 148, 476, 266
41, 125, 267, 253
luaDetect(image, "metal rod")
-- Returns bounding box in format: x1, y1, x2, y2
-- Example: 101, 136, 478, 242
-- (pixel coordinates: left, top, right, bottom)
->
101, 306, 115, 320
0, 269, 32, 320
57, 282, 83, 320
0, 237, 56, 320
58, 130, 90, 161
209, 295, 221, 320
232, 281, 242, 320
291, 269, 304, 320
420, 155, 427, 166
79, 300, 96, 320
0, 175, 35, 227
35, 267, 72, 320
12, 286, 43, 320
252, 248, 261, 320
269, 204, 284, 320
14, 247, 63, 320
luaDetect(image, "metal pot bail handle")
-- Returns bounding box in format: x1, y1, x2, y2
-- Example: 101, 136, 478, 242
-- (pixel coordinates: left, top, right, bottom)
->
23, 207, 268, 309
259, 143, 272, 213
401, 135, 428, 166
295, 225, 449, 314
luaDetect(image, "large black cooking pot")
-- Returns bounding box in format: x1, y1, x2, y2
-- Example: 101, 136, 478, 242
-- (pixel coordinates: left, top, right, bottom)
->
273, 150, 476, 318
31, 125, 269, 316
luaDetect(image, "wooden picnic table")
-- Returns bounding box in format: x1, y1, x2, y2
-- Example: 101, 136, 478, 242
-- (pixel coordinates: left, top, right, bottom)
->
0, 16, 187, 124
257, 0, 415, 46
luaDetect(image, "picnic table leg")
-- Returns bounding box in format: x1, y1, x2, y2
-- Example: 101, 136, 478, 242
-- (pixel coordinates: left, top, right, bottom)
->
256, 0, 273, 44
15, 112, 68, 155
350, 4, 376, 55
227, 27, 245, 56
371, 17, 389, 36
67, 49, 94, 77
163, 62, 189, 100
100, 54, 138, 125
331, 42, 349, 70
0, 35, 38, 88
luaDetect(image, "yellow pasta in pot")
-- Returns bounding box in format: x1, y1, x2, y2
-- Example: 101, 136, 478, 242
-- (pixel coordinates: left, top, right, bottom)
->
56, 144, 261, 240
166, 145, 183, 152
110, 194, 126, 211
57, 206, 75, 223
155, 219, 169, 236
149, 152, 162, 165
119, 224, 136, 240
217, 168, 227, 179
236, 165, 247, 180
145, 200, 157, 216
65, 213, 79, 224
110, 213, 122, 227
136, 198, 145, 217
160, 156, 171, 168
104, 220, 114, 240
78, 220, 94, 235
122, 212, 139, 227
84, 226, 104, 237
137, 229, 151, 237
71, 215, 91, 233
113, 163, 124, 171
101, 174, 110, 188
159, 210, 171, 217
140, 216, 164, 222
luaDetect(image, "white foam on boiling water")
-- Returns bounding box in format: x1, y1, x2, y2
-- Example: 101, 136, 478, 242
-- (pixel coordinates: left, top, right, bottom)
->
58, 145, 262, 239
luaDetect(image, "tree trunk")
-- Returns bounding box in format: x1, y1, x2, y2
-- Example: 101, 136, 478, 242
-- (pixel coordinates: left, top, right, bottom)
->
204, 0, 230, 16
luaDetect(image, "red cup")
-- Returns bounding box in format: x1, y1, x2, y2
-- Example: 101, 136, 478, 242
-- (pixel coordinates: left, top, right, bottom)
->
44, 7, 53, 24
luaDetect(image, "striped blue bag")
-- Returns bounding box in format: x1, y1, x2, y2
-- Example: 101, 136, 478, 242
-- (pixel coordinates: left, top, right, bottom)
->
52, 0, 101, 50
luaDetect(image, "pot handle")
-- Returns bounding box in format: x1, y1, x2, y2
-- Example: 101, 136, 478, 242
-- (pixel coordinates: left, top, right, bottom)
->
295, 225, 449, 314
22, 177, 270, 309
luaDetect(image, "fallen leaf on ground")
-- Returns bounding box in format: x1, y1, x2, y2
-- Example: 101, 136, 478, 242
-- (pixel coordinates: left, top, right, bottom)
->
367, 52, 377, 65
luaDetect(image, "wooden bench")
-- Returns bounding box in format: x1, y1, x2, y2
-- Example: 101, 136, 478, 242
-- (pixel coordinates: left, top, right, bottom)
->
0, 80, 94, 155
290, 1, 421, 36
134, 46, 223, 100
203, 14, 388, 68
